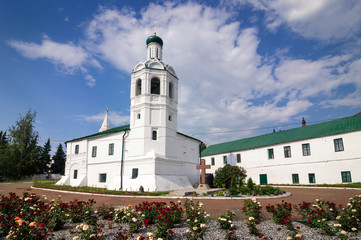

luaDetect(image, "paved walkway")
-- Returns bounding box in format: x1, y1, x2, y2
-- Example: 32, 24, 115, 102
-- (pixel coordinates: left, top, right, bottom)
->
1, 182, 361, 214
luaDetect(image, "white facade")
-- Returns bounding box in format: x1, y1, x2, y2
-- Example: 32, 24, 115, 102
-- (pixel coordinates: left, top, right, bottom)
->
202, 118, 361, 185
57, 34, 201, 192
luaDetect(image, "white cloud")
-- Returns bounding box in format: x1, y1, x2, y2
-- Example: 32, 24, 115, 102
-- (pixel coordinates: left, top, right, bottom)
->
77, 2, 361, 144
76, 111, 129, 127
8, 36, 99, 87
244, 0, 361, 40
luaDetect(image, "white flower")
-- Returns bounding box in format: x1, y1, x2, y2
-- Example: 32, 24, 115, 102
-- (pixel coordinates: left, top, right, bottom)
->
194, 219, 198, 223
127, 212, 131, 216
200, 223, 206, 228
147, 232, 153, 237
340, 230, 347, 235
193, 226, 198, 231
157, 238, 163, 240
336, 216, 341, 220
186, 229, 190, 233
82, 224, 89, 231
347, 203, 352, 206
334, 223, 341, 227
90, 234, 95, 238
329, 208, 333, 211
352, 209, 357, 212
231, 224, 234, 228
199, 202, 204, 207
315, 199, 319, 202
132, 217, 137, 222
73, 237, 80, 240
351, 227, 357, 231
228, 220, 232, 223
248, 217, 255, 221
186, 219, 190, 222
94, 210, 98, 214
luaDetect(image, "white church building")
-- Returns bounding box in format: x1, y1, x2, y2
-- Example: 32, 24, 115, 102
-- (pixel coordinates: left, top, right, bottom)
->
201, 114, 361, 185
57, 34, 201, 192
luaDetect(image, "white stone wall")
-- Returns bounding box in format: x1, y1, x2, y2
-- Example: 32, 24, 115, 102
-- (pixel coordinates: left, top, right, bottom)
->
203, 131, 361, 185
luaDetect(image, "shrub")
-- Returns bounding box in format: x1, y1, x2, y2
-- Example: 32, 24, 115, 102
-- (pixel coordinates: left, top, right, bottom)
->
228, 176, 239, 196
246, 178, 255, 191
266, 201, 294, 231
184, 199, 209, 240
217, 210, 235, 230
213, 164, 247, 188
242, 198, 262, 223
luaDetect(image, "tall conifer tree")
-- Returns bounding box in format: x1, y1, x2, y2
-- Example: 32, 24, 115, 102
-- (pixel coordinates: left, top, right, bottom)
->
51, 143, 66, 174
38, 138, 51, 173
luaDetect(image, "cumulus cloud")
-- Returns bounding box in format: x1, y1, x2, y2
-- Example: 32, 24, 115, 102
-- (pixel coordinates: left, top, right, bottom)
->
7, 2, 361, 144
75, 2, 361, 144
244, 0, 361, 40
8, 36, 99, 87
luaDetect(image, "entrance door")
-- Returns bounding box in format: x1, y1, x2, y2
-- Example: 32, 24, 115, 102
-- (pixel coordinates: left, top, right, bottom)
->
259, 174, 268, 185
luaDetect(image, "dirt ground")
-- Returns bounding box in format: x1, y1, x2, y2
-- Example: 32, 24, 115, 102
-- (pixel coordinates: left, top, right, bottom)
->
1, 182, 360, 214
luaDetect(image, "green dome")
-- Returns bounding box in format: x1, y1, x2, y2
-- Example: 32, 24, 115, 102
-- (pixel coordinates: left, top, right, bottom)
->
146, 34, 163, 47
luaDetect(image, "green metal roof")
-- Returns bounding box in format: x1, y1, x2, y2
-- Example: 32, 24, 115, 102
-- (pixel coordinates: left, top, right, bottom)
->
146, 34, 163, 47
65, 125, 130, 143
65, 124, 201, 144
201, 114, 361, 157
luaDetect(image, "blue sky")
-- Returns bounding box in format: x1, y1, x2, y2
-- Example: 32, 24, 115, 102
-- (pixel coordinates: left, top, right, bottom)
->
1, 0, 361, 151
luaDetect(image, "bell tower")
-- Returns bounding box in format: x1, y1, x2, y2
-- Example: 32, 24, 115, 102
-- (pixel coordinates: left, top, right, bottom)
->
128, 33, 179, 157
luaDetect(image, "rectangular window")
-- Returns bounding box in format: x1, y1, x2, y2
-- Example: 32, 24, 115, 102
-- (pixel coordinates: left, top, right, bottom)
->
132, 168, 138, 179
152, 130, 157, 140
211, 157, 215, 166
236, 154, 241, 163
75, 145, 79, 154
308, 173, 316, 183
268, 148, 274, 159
91, 146, 97, 157
341, 171, 352, 183
302, 143, 311, 156
223, 156, 227, 164
73, 169, 78, 179
284, 146, 291, 158
108, 143, 114, 155
292, 174, 299, 184
334, 138, 344, 152
99, 173, 107, 183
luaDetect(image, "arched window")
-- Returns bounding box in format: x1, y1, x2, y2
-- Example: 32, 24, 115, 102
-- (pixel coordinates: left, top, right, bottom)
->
136, 79, 142, 96
169, 82, 174, 99
151, 78, 160, 94
152, 130, 157, 140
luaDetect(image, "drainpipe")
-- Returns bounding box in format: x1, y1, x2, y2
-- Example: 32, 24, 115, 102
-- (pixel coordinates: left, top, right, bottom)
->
120, 130, 128, 190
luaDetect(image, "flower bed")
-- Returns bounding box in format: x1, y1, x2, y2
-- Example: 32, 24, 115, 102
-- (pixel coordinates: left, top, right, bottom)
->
1, 192, 360, 239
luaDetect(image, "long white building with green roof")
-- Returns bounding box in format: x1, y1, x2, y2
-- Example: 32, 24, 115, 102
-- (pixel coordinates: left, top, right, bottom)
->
57, 34, 201, 192
201, 114, 361, 185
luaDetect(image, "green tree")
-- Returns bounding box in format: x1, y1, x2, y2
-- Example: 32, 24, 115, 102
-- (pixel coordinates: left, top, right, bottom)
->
38, 138, 51, 173
0, 131, 9, 178
213, 164, 247, 188
4, 109, 42, 179
51, 143, 66, 174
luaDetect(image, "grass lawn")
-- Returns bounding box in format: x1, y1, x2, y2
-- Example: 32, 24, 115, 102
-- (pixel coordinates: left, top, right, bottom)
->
33, 181, 169, 196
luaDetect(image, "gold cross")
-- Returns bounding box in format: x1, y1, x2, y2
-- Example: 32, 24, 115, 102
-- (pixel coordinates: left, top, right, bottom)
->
154, 20, 158, 34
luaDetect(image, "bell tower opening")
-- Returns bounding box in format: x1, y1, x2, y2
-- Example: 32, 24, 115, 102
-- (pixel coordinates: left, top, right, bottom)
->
151, 78, 160, 94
